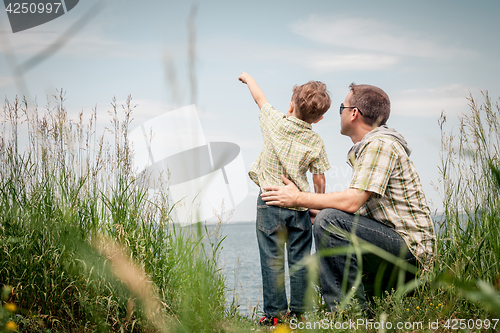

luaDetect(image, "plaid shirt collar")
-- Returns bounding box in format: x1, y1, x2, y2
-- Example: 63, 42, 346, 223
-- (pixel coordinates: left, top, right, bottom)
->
285, 115, 312, 130
347, 125, 411, 167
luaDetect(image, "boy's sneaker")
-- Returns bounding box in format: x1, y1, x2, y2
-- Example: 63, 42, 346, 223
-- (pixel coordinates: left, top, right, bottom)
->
284, 311, 306, 322
258, 316, 279, 326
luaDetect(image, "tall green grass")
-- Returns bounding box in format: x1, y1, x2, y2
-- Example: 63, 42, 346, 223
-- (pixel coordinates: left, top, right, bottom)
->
437, 92, 500, 280
0, 92, 228, 332
432, 91, 500, 316
2, 89, 500, 333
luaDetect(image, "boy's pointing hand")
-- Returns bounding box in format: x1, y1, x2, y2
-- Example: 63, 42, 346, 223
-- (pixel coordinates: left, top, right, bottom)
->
239, 72, 268, 108
238, 72, 251, 84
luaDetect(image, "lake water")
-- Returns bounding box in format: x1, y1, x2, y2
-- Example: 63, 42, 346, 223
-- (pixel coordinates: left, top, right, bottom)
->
211, 221, 295, 317
213, 221, 262, 316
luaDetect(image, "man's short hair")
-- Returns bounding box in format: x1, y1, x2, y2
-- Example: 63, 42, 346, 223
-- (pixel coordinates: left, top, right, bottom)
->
292, 81, 331, 123
348, 83, 390, 126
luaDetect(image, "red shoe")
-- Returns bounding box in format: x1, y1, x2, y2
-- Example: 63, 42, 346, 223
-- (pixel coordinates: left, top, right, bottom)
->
258, 316, 279, 326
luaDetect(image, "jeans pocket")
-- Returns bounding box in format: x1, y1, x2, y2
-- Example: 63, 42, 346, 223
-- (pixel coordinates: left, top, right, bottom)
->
288, 209, 311, 232
257, 204, 282, 234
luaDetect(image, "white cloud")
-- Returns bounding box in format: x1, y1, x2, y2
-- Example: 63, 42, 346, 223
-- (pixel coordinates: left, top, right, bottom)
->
290, 15, 474, 59
199, 36, 399, 73
305, 53, 399, 72
391, 84, 473, 117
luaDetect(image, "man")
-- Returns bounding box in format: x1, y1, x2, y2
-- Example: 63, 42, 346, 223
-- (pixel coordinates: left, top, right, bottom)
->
261, 83, 436, 312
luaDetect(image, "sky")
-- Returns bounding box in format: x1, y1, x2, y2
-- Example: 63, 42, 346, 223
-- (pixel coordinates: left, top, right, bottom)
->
1, 0, 499, 222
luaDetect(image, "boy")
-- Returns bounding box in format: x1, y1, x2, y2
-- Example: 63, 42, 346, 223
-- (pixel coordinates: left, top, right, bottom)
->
238, 72, 331, 325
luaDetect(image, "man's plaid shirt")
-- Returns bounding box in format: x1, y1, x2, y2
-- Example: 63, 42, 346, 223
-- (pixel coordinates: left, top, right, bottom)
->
249, 103, 330, 211
349, 134, 436, 266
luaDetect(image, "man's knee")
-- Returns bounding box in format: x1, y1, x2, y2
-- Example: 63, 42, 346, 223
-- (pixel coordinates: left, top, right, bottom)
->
314, 209, 346, 229
313, 208, 349, 243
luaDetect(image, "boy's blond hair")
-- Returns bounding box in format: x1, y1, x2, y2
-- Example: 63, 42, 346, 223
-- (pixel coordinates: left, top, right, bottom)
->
292, 81, 331, 123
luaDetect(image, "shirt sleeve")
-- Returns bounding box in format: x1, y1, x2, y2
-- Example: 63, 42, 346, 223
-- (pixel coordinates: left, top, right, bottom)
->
309, 139, 330, 174
259, 103, 284, 127
349, 139, 397, 196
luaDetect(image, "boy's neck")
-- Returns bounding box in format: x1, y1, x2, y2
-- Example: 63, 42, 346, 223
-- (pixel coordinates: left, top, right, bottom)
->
287, 109, 298, 118
287, 109, 309, 123
287, 101, 316, 124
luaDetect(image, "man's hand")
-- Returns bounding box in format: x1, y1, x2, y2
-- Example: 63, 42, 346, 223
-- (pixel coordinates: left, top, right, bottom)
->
263, 176, 372, 213
261, 175, 300, 207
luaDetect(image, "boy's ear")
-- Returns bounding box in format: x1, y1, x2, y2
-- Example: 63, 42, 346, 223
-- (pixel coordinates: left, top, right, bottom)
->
313, 115, 324, 124
288, 101, 294, 114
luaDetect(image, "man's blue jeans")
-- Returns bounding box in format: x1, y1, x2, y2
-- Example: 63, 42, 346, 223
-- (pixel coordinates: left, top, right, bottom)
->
313, 209, 417, 311
256, 193, 312, 317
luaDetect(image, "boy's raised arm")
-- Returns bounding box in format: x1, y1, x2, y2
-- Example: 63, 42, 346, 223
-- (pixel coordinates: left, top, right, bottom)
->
238, 72, 268, 109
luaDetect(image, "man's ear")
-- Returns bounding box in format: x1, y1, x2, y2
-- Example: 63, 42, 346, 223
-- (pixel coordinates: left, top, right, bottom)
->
287, 101, 294, 114
351, 108, 361, 121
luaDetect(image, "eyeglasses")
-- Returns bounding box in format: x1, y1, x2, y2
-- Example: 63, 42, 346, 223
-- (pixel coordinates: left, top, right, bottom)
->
340, 103, 363, 116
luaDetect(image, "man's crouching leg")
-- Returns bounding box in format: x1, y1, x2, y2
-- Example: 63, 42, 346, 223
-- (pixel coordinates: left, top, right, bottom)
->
313, 209, 368, 312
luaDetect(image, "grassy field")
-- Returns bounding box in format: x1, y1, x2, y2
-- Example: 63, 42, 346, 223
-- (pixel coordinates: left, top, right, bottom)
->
1, 91, 500, 332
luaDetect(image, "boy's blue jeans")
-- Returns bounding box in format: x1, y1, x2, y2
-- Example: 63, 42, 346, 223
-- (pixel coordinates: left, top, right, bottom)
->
313, 208, 417, 311
256, 193, 312, 317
